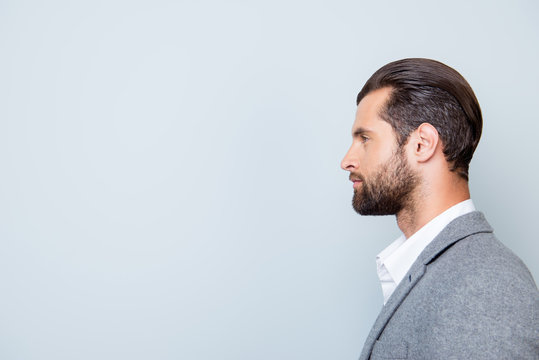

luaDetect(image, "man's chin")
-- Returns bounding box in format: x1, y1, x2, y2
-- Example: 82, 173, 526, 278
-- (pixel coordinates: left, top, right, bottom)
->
352, 195, 370, 215
352, 196, 398, 216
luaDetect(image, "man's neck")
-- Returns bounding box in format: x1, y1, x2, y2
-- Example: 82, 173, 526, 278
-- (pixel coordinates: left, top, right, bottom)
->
396, 186, 471, 239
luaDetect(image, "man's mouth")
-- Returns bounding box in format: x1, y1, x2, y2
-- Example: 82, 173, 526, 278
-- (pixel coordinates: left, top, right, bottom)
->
349, 175, 364, 189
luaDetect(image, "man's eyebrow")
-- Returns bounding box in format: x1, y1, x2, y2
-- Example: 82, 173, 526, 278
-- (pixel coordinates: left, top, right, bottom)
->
353, 127, 373, 136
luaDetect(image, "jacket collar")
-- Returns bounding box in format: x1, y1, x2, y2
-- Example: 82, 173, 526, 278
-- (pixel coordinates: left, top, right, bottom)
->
358, 211, 493, 360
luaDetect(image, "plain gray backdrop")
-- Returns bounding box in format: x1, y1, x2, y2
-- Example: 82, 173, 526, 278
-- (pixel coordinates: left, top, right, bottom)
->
1, 0, 538, 359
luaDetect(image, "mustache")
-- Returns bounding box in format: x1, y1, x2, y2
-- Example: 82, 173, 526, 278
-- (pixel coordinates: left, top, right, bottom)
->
349, 173, 365, 182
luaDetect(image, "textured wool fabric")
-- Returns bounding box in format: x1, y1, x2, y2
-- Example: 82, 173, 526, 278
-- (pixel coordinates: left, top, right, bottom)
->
359, 212, 539, 360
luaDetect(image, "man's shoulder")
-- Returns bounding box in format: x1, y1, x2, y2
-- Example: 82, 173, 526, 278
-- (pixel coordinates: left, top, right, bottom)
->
420, 212, 537, 300
386, 214, 539, 358
431, 214, 536, 289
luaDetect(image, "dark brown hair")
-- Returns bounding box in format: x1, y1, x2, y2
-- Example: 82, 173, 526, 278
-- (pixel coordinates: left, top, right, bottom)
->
357, 58, 482, 181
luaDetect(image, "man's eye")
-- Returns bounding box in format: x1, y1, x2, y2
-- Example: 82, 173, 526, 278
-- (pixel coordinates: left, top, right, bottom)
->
360, 136, 369, 143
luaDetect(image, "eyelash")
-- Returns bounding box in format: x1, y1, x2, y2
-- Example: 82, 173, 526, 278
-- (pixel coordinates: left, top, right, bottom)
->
360, 136, 369, 143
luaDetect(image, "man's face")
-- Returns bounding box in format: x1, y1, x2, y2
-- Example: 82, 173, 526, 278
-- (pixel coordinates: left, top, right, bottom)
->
341, 87, 418, 215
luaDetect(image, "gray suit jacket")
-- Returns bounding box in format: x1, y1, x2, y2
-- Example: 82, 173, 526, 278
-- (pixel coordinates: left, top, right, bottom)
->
359, 212, 539, 359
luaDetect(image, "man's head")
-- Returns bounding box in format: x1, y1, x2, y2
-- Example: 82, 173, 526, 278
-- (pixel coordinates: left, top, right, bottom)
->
341, 58, 482, 216
356, 58, 482, 180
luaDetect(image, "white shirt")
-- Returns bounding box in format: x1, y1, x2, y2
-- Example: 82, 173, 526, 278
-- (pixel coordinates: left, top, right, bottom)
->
376, 199, 476, 304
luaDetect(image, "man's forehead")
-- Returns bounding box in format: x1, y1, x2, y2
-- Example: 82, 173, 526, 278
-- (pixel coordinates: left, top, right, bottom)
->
352, 87, 392, 132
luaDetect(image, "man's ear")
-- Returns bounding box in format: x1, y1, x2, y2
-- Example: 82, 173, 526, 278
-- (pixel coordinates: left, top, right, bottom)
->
411, 123, 439, 162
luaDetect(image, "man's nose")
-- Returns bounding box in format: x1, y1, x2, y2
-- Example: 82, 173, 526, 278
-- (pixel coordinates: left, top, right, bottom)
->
341, 146, 358, 171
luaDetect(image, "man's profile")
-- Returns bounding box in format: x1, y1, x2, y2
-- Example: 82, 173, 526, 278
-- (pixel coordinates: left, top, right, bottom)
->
341, 58, 539, 359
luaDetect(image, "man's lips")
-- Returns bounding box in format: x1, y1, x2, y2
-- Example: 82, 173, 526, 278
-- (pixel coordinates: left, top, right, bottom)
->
349, 176, 363, 189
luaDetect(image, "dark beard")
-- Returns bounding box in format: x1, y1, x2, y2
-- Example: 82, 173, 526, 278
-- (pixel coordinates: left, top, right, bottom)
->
352, 149, 418, 216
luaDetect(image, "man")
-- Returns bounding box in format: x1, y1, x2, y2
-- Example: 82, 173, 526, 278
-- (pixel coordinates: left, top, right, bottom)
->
341, 58, 539, 359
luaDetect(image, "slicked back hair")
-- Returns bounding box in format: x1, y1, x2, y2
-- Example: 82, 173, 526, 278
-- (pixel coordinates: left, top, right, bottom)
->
357, 58, 482, 181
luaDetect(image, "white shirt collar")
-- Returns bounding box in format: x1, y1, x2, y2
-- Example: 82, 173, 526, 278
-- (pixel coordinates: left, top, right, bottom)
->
376, 199, 476, 304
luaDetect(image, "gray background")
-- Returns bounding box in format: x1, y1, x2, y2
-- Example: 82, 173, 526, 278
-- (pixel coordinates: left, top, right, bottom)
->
1, 0, 537, 359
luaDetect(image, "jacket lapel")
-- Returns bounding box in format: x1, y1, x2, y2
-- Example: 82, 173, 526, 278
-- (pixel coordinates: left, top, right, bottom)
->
358, 211, 493, 360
